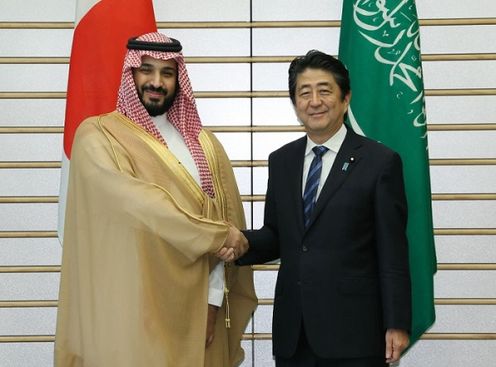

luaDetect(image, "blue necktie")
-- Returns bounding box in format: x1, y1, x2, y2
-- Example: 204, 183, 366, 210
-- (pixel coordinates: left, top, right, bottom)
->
303, 146, 329, 228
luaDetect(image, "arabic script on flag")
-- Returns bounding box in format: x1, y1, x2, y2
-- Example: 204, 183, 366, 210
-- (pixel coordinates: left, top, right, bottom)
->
353, 0, 426, 131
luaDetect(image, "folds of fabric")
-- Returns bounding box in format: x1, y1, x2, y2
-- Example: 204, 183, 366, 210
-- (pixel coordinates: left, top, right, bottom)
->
55, 111, 257, 367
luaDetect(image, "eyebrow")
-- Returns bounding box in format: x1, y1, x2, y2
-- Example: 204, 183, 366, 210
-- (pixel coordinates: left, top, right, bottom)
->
298, 81, 333, 90
139, 63, 177, 72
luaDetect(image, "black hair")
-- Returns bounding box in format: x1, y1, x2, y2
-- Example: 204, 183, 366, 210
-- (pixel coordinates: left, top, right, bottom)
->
288, 50, 351, 105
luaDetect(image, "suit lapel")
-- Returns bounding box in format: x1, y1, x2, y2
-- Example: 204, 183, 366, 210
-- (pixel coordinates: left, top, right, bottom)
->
284, 137, 307, 232
306, 128, 363, 230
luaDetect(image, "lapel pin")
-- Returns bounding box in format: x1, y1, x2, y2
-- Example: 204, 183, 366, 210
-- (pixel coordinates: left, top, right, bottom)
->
342, 156, 355, 171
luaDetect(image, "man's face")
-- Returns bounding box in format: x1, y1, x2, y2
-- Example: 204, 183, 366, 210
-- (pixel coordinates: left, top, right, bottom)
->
294, 68, 351, 144
132, 56, 178, 116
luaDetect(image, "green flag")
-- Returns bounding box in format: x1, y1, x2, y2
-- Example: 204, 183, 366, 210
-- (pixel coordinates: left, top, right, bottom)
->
338, 0, 436, 347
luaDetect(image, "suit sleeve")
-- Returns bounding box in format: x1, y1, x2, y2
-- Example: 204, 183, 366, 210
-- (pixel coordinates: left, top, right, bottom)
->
374, 151, 412, 332
237, 153, 280, 265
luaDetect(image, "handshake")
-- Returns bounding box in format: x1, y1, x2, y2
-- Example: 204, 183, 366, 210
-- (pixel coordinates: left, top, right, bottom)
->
215, 225, 249, 262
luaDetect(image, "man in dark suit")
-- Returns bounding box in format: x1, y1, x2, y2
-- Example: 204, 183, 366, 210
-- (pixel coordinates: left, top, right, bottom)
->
237, 50, 411, 366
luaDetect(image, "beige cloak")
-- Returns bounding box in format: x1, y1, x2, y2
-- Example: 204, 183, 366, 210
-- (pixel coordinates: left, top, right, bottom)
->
55, 111, 257, 367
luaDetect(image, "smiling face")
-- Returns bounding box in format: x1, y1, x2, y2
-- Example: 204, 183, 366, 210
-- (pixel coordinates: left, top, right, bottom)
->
132, 56, 178, 116
294, 68, 351, 144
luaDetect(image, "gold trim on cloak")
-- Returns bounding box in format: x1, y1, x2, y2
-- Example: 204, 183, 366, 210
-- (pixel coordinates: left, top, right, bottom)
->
199, 130, 227, 219
199, 130, 234, 328
104, 112, 207, 205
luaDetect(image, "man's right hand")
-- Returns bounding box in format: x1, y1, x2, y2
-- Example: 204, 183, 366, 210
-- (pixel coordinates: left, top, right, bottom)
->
216, 225, 248, 262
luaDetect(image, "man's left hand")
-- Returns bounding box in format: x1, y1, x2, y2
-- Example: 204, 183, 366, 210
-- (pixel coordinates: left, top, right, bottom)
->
205, 304, 218, 348
385, 328, 409, 363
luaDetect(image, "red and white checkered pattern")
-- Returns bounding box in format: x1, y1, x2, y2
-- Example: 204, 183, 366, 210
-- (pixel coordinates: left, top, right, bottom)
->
116, 32, 215, 198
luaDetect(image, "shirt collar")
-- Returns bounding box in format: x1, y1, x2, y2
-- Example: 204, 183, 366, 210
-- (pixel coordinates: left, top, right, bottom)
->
305, 124, 347, 157
151, 113, 168, 128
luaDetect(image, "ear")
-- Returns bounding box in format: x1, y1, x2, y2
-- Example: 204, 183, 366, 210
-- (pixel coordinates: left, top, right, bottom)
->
345, 90, 351, 104
344, 91, 352, 110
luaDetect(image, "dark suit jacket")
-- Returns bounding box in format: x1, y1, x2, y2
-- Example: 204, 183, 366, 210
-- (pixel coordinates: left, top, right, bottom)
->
239, 126, 411, 359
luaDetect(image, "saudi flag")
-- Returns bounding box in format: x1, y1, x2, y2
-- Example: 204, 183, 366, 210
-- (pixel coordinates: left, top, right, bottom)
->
338, 0, 436, 347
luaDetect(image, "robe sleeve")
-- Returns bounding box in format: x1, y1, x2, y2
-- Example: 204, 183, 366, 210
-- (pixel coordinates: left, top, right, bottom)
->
67, 120, 229, 263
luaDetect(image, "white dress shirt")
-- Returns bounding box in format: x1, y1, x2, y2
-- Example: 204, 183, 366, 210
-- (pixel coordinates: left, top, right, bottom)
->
302, 124, 347, 199
152, 115, 224, 307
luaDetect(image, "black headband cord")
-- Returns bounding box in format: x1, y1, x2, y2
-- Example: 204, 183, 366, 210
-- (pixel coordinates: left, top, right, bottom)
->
127, 38, 183, 52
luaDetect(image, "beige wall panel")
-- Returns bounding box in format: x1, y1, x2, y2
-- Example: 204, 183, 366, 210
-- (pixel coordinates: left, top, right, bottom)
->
0, 0, 249, 22
253, 340, 273, 366
430, 166, 496, 194
253, 304, 273, 333
234, 167, 252, 195
0, 203, 57, 231
0, 344, 54, 367
252, 166, 269, 195
0, 29, 73, 57
251, 202, 265, 229
240, 341, 254, 366
252, 28, 339, 56
158, 28, 250, 56
187, 63, 251, 91
154, 0, 249, 21
0, 99, 66, 127
425, 96, 496, 124
0, 238, 61, 265
198, 98, 251, 126
0, 307, 56, 335
0, 273, 59, 300
401, 341, 496, 367
0, 0, 74, 21
254, 269, 278, 299
435, 271, 496, 298
0, 134, 62, 161
423, 60, 496, 89
213, 132, 251, 160
428, 131, 496, 158
416, 0, 496, 18
420, 26, 496, 54
435, 236, 496, 263
252, 63, 289, 91
0, 29, 250, 58
253, 0, 496, 20
252, 0, 342, 21
432, 201, 496, 228
243, 201, 253, 230
0, 65, 69, 92
430, 305, 496, 332
253, 98, 297, 125
253, 132, 305, 160
0, 169, 60, 196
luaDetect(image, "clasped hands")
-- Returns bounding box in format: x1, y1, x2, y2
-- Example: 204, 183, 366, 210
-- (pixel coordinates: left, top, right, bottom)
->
215, 225, 248, 262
